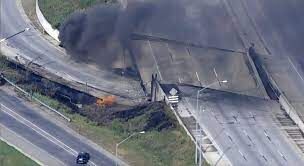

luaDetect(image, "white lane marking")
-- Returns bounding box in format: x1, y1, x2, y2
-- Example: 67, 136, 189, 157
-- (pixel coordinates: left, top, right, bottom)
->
261, 154, 268, 162
226, 133, 233, 143
238, 150, 247, 161
213, 68, 218, 78
147, 40, 163, 80
1, 104, 78, 154
243, 130, 253, 143
213, 68, 222, 87
0, 123, 65, 166
263, 130, 271, 142
277, 150, 287, 161
263, 130, 268, 137
288, 57, 304, 83
196, 72, 201, 83
241, 129, 268, 162
0, 104, 98, 166
166, 43, 175, 62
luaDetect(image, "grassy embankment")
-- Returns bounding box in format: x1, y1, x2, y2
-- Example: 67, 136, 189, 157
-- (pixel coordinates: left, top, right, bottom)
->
39, 0, 111, 28
0, 140, 39, 166
0, 54, 196, 165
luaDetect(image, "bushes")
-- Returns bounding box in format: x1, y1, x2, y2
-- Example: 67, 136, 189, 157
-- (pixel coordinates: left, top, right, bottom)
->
0, 53, 196, 166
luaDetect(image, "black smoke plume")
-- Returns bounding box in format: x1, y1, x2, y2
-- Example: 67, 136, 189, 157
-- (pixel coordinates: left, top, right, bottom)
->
59, 2, 154, 68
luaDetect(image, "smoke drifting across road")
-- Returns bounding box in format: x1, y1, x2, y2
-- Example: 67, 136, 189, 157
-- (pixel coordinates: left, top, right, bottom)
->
59, 2, 154, 68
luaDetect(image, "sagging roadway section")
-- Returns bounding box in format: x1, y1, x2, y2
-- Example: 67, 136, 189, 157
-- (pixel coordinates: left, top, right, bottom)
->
0, 0, 146, 106
2, 0, 304, 165
130, 0, 304, 164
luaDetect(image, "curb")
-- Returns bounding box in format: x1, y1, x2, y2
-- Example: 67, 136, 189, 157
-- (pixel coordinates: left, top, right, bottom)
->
267, 72, 304, 133
0, 124, 44, 166
0, 137, 43, 166
0, 122, 66, 166
154, 81, 231, 166
222, 0, 304, 137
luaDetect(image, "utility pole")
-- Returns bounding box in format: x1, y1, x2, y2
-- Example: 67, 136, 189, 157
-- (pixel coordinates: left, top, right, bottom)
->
115, 131, 145, 166
195, 80, 228, 165
0, 28, 30, 43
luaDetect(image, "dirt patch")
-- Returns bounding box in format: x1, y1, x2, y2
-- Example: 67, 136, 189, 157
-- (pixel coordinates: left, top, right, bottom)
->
1, 55, 175, 132
21, 0, 44, 31
0, 53, 195, 166
83, 102, 177, 131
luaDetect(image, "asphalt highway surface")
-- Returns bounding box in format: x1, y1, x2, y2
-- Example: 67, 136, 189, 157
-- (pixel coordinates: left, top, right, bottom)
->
179, 86, 304, 166
222, 0, 304, 116
0, 88, 118, 166
131, 0, 269, 98
2, 0, 304, 165
133, 0, 304, 163
133, 0, 304, 107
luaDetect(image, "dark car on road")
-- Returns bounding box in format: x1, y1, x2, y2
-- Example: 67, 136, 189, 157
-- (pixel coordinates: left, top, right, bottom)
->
76, 152, 90, 164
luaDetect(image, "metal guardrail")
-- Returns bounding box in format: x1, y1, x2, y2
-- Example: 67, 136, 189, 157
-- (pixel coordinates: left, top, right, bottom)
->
0, 74, 71, 122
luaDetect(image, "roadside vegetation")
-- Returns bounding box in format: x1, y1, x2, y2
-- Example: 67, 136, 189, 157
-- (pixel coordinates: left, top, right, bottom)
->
0, 54, 195, 165
39, 0, 114, 28
0, 140, 39, 166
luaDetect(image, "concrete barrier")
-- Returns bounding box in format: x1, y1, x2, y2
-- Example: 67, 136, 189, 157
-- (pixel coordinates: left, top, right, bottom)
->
36, 0, 60, 41
279, 95, 304, 132
35, 0, 128, 42
153, 80, 221, 165
261, 61, 304, 135
223, 0, 304, 136
262, 65, 304, 133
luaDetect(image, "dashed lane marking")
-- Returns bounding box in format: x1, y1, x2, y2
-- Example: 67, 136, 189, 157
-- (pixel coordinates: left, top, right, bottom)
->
288, 57, 304, 84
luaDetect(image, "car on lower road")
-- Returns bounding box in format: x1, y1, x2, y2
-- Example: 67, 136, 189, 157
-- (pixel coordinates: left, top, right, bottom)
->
76, 152, 90, 165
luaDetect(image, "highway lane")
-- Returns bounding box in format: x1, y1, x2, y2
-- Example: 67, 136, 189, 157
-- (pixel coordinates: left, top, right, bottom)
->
0, 112, 76, 165
2, 0, 304, 165
132, 39, 267, 98
179, 86, 304, 166
223, 0, 304, 117
0, 88, 119, 166
0, 0, 144, 100
130, 0, 268, 98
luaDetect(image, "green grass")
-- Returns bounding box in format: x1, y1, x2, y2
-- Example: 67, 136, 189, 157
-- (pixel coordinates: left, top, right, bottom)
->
39, 0, 112, 28
0, 140, 39, 166
0, 53, 196, 166
33, 93, 195, 166
0, 55, 26, 83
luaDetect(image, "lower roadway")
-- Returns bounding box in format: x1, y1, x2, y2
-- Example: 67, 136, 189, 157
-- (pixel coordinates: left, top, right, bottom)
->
0, 87, 122, 166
